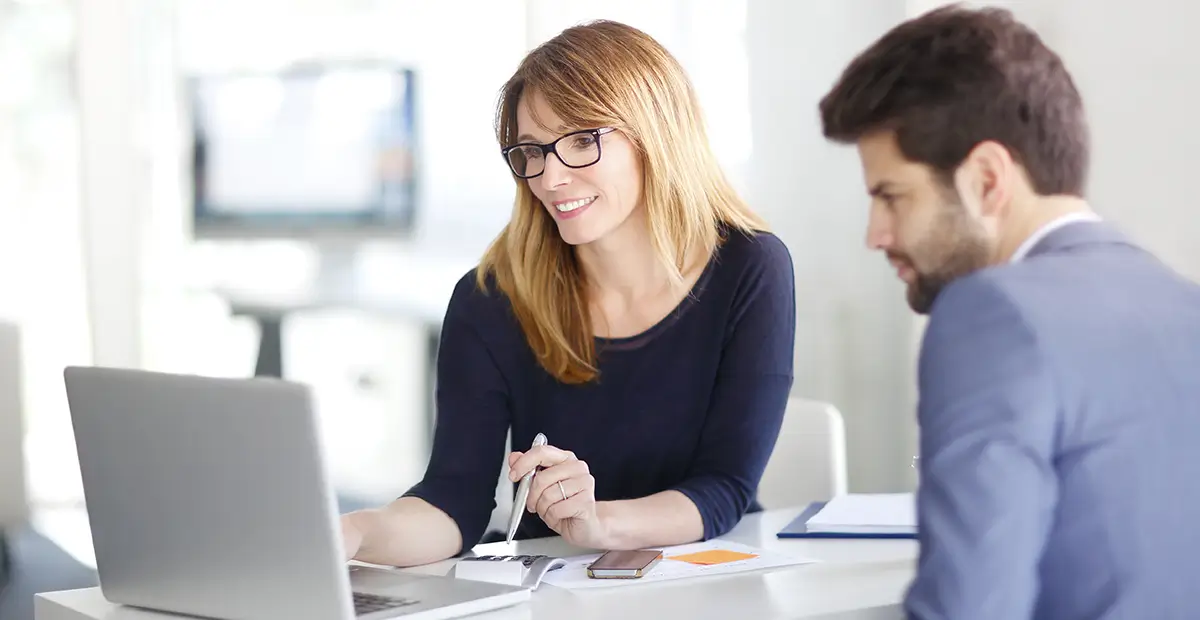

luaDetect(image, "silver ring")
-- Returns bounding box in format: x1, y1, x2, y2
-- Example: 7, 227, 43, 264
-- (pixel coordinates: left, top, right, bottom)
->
557, 480, 568, 501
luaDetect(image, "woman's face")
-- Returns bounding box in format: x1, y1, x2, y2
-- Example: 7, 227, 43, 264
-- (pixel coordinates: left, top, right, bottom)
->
512, 91, 643, 246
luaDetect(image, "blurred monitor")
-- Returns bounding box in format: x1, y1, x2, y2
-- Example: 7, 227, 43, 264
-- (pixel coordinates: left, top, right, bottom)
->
188, 62, 418, 240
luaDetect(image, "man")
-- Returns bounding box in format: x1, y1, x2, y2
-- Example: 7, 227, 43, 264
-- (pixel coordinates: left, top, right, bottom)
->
820, 5, 1200, 620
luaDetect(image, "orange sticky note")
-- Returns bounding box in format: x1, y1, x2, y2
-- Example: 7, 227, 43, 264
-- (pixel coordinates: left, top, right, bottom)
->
668, 549, 758, 565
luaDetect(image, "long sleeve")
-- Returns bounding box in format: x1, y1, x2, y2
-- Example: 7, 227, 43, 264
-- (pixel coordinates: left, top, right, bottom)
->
670, 233, 796, 539
904, 275, 1059, 620
402, 273, 512, 552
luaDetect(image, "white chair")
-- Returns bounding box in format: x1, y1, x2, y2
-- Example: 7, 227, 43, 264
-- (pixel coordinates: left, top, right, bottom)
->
757, 397, 849, 510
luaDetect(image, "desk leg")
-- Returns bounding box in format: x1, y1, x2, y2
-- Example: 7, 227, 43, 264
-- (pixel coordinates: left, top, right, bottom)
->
425, 326, 439, 443
253, 316, 284, 378
0, 529, 10, 594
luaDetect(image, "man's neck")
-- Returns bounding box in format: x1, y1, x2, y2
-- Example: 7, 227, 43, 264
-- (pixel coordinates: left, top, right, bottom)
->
994, 195, 1093, 264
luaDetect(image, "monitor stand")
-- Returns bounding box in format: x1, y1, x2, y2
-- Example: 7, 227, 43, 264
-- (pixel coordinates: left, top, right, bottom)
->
241, 241, 365, 379
312, 241, 364, 304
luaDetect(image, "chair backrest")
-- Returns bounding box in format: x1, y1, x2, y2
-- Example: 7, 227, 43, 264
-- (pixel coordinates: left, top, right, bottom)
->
0, 319, 28, 527
757, 397, 848, 510
485, 432, 514, 538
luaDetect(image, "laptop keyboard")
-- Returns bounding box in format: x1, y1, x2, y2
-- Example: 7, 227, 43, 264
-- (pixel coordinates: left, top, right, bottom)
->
353, 591, 419, 616
472, 554, 547, 568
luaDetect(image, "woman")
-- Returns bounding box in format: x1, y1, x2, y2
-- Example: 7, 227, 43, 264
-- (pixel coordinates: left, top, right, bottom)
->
342, 19, 795, 567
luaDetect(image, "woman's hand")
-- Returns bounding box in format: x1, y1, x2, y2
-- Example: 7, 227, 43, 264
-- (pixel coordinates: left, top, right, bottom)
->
508, 444, 609, 548
340, 513, 363, 561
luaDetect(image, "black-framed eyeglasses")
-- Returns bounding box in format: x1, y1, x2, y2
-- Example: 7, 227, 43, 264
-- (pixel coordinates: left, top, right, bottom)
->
501, 127, 617, 179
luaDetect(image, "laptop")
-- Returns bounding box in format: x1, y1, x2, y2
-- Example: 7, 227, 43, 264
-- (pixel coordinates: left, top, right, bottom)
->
63, 366, 529, 620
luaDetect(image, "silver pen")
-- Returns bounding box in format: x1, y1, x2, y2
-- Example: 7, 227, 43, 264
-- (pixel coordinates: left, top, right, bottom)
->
507, 432, 547, 543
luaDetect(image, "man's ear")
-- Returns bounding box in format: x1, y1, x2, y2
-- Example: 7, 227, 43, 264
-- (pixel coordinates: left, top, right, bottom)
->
954, 140, 1015, 218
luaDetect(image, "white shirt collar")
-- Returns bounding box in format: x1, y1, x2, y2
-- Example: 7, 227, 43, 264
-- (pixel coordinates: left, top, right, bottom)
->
1009, 212, 1102, 263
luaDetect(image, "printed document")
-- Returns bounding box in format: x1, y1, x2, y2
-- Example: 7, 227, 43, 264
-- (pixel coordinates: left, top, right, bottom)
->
540, 540, 814, 590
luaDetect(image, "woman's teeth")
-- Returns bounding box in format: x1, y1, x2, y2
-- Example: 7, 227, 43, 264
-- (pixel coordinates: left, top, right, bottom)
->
555, 197, 596, 213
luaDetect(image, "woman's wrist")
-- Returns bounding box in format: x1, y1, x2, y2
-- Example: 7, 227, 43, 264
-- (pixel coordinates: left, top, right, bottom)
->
343, 510, 375, 557
593, 501, 625, 549
592, 492, 705, 550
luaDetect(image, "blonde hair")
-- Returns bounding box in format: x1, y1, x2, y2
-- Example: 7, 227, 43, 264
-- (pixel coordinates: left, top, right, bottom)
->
478, 19, 768, 384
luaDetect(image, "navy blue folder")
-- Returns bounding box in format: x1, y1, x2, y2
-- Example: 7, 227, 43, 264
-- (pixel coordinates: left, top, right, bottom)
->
776, 501, 918, 539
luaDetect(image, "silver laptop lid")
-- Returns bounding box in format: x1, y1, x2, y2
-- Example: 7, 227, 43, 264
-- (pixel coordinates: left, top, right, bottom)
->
64, 366, 355, 619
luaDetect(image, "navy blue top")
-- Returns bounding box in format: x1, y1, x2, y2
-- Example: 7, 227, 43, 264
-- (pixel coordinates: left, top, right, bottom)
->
404, 228, 796, 549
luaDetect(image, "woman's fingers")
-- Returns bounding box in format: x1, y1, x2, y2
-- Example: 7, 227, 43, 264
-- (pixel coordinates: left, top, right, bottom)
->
544, 481, 596, 523
508, 445, 577, 482
529, 459, 591, 514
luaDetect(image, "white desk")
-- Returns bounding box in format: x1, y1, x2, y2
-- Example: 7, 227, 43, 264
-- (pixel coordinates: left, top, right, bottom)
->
35, 508, 915, 619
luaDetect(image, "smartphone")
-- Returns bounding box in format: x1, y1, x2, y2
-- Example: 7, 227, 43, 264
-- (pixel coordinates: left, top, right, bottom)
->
585, 549, 664, 579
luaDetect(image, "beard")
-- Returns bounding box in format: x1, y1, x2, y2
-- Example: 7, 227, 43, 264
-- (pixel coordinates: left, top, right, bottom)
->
891, 200, 992, 314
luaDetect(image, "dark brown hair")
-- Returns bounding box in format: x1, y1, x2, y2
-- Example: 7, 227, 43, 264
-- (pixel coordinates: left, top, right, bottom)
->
819, 4, 1089, 196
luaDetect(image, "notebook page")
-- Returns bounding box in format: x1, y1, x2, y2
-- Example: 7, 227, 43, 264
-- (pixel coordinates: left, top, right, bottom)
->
807, 493, 916, 529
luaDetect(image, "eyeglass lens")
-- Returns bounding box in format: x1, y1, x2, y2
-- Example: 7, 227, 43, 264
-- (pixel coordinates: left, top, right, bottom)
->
506, 131, 601, 178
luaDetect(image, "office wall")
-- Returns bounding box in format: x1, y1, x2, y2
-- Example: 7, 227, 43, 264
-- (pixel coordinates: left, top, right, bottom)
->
745, 0, 918, 493
77, 0, 146, 372
1050, 0, 1200, 282
1, 0, 95, 507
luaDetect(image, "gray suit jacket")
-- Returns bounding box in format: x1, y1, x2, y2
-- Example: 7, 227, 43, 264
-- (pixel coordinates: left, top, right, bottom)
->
904, 221, 1200, 620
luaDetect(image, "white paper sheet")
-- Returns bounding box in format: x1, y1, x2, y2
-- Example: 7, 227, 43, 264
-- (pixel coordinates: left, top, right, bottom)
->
806, 493, 916, 533
539, 540, 815, 590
